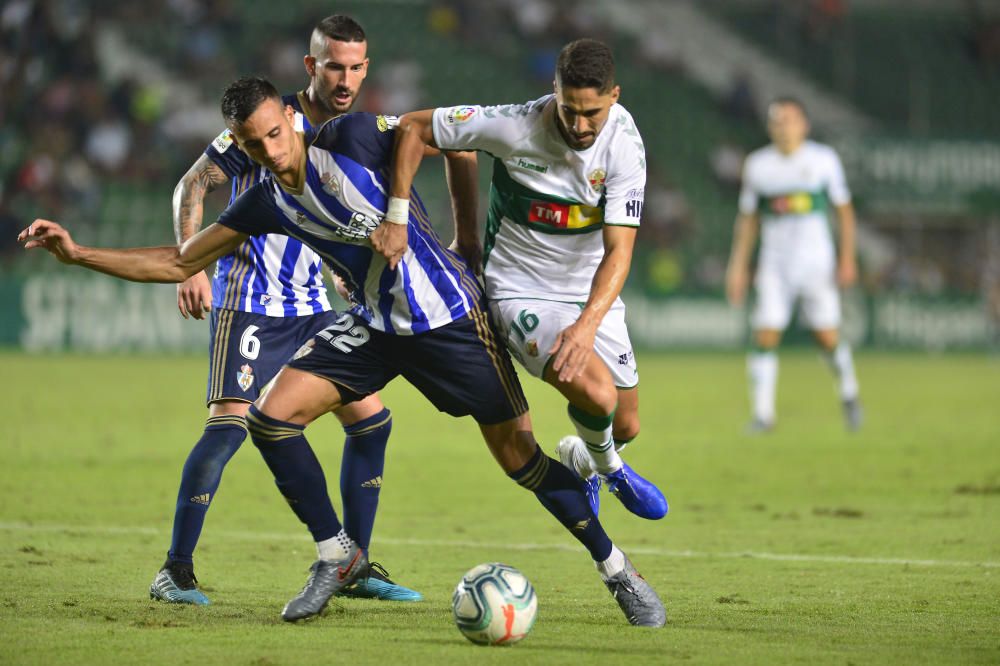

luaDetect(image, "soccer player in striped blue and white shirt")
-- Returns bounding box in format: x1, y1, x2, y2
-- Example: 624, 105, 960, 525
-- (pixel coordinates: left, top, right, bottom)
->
20, 76, 667, 627
155, 16, 418, 605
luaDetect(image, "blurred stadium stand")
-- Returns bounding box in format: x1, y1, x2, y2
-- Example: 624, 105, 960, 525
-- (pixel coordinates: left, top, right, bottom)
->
1, 0, 997, 350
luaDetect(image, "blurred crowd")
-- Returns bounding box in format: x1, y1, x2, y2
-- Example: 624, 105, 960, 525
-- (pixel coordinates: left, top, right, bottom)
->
2, 0, 994, 309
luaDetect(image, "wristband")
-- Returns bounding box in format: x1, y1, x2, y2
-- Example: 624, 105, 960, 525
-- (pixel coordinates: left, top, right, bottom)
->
385, 197, 410, 225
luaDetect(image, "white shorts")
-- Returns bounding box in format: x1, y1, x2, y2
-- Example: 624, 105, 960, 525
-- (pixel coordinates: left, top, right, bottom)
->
489, 298, 639, 388
752, 266, 841, 331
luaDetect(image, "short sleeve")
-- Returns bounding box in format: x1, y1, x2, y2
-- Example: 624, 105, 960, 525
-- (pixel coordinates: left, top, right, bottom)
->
204, 128, 254, 179
603, 135, 646, 227
431, 104, 526, 157
824, 148, 852, 206
216, 182, 285, 237
737, 158, 759, 215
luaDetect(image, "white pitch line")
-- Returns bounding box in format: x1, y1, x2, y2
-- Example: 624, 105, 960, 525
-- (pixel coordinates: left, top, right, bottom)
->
1, 521, 997, 569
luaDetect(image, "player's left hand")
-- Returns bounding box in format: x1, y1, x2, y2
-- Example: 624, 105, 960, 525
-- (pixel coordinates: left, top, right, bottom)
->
837, 258, 857, 288
18, 219, 81, 264
548, 320, 598, 383
370, 221, 407, 270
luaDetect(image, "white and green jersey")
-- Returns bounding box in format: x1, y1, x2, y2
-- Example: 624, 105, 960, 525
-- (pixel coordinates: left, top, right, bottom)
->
431, 95, 646, 302
739, 140, 851, 273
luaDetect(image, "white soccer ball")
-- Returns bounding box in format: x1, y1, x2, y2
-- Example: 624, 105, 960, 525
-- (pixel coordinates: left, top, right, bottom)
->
451, 562, 538, 646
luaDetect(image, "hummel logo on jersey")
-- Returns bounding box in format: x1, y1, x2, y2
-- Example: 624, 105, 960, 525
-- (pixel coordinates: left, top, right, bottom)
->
515, 158, 548, 174
361, 476, 382, 489
190, 493, 211, 505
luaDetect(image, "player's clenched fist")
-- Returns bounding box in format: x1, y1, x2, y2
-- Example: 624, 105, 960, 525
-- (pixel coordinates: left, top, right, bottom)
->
18, 219, 81, 264
370, 220, 407, 270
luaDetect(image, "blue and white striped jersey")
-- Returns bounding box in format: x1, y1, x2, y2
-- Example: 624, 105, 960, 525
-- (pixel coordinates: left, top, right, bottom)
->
203, 92, 331, 317
216, 112, 482, 335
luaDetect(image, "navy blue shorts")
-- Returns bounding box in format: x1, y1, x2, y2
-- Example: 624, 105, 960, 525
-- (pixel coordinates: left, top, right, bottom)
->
288, 307, 529, 425
206, 308, 339, 405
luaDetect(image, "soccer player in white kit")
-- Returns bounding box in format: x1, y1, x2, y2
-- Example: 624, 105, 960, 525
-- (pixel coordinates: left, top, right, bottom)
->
725, 97, 862, 432
378, 39, 667, 520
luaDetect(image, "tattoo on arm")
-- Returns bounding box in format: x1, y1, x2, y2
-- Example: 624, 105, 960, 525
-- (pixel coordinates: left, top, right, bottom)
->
172, 156, 230, 244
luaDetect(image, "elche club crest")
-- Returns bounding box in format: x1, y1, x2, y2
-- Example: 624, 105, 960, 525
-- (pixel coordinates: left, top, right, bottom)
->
236, 364, 255, 391
587, 169, 606, 193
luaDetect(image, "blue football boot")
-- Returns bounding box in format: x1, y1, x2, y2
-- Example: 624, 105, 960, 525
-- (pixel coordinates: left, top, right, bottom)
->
556, 435, 601, 516
149, 561, 211, 605
336, 561, 423, 602
604, 462, 668, 520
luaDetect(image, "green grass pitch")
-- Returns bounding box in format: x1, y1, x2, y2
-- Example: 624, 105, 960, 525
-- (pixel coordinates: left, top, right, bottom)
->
1, 350, 998, 664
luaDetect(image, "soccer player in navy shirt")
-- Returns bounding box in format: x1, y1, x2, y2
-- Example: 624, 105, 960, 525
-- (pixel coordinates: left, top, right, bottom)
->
20, 77, 667, 627
153, 15, 419, 605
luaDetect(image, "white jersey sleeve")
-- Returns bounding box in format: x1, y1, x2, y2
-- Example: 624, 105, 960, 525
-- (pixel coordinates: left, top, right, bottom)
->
738, 155, 760, 215
823, 147, 852, 206
431, 104, 532, 158
603, 131, 646, 227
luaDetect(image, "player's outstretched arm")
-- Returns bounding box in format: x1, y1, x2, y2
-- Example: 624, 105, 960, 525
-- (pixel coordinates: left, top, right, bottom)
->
371, 110, 438, 269
443, 150, 481, 273
19, 219, 247, 284
173, 155, 232, 319
725, 212, 759, 307
550, 225, 637, 382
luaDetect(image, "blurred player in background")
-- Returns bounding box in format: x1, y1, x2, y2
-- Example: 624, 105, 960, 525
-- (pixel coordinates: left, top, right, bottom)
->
19, 76, 667, 628
381, 38, 667, 521
152, 15, 420, 605
725, 97, 862, 432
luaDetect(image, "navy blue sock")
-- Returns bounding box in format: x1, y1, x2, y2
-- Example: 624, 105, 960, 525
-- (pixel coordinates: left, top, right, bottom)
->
509, 447, 613, 561
246, 405, 342, 542
167, 415, 247, 565
340, 408, 391, 551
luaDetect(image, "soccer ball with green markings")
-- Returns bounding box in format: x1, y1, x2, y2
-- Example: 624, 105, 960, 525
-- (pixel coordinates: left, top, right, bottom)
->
451, 563, 537, 646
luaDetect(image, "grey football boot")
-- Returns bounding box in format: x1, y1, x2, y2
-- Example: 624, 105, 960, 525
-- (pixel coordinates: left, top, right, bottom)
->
281, 542, 368, 621
603, 556, 667, 627
842, 397, 863, 432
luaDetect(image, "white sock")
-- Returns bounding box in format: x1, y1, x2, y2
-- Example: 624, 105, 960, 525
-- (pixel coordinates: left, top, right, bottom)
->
568, 408, 622, 475
747, 350, 778, 423
595, 545, 626, 580
825, 341, 859, 400
316, 528, 353, 561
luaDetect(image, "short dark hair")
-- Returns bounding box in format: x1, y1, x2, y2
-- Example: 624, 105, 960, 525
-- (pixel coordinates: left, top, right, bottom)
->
315, 14, 366, 43
221, 76, 281, 126
556, 39, 616, 93
770, 96, 808, 118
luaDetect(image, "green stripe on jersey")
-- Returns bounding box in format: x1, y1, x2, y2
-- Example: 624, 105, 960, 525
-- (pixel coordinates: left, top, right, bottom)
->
760, 190, 829, 217
487, 160, 605, 236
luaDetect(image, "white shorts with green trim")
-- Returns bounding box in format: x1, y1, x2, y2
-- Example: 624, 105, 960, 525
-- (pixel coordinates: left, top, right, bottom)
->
488, 297, 638, 389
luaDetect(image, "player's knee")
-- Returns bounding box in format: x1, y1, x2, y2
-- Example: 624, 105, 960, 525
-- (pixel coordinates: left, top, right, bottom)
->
575, 382, 617, 417
246, 404, 303, 447
613, 418, 640, 443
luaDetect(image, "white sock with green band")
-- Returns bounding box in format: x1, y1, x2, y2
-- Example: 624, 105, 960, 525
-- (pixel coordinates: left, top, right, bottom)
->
568, 404, 622, 475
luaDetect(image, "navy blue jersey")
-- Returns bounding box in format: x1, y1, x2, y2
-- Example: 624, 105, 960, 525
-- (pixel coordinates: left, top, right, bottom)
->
217, 112, 482, 335
203, 92, 330, 316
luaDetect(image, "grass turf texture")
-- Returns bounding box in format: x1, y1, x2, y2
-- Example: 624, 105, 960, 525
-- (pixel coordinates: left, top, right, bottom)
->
1, 351, 998, 665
